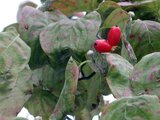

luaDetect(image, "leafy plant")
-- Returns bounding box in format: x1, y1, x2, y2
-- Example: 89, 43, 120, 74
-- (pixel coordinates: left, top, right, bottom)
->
0, 0, 160, 120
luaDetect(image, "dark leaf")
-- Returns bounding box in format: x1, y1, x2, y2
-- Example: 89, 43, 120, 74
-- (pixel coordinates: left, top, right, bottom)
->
25, 88, 58, 119
50, 57, 79, 120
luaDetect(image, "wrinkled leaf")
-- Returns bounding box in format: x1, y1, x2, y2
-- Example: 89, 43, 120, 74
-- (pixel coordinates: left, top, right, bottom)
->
25, 88, 58, 119
100, 95, 160, 120
40, 11, 100, 53
130, 52, 160, 97
18, 6, 51, 42
106, 53, 133, 98
18, 6, 67, 41
18, 6, 67, 69
40, 11, 101, 69
0, 27, 30, 74
50, 57, 79, 120
127, 20, 160, 60
0, 66, 32, 120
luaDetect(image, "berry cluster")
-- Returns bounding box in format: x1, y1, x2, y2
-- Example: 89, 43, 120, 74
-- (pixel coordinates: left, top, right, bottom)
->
94, 26, 121, 53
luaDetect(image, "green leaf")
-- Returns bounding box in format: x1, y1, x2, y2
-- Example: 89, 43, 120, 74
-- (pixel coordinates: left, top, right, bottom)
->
130, 52, 160, 97
75, 108, 91, 120
119, 0, 160, 21
0, 66, 32, 120
75, 62, 110, 114
102, 8, 130, 32
127, 20, 160, 60
25, 88, 58, 119
97, 1, 120, 22
50, 57, 79, 120
40, 11, 101, 68
0, 27, 31, 74
31, 65, 65, 97
39, 65, 64, 96
100, 95, 160, 120
86, 72, 105, 110
106, 53, 133, 98
18, 6, 67, 69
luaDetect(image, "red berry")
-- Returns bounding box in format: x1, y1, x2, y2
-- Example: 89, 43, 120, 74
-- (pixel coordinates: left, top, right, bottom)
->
107, 26, 121, 46
94, 39, 112, 53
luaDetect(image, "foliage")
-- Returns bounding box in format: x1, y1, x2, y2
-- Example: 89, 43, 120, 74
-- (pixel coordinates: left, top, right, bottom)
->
0, 0, 160, 120
100, 95, 160, 120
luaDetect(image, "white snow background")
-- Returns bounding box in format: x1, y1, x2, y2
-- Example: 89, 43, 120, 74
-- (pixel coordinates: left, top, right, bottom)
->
0, 0, 116, 119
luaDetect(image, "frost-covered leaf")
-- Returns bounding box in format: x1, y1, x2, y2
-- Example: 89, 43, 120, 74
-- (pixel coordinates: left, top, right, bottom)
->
130, 52, 160, 97
0, 27, 30, 74
127, 20, 160, 60
101, 95, 160, 120
106, 53, 133, 98
105, 52, 160, 98
50, 57, 79, 120
40, 11, 101, 69
18, 6, 67, 69
0, 67, 32, 120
